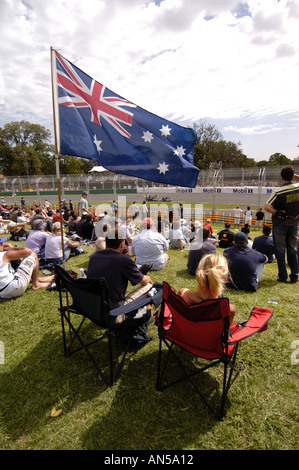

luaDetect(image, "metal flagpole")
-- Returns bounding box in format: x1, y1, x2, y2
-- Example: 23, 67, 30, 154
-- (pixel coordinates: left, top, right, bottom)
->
50, 47, 72, 348
50, 47, 66, 269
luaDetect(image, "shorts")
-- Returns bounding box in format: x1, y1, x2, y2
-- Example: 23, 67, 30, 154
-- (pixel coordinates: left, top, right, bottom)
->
0, 255, 36, 299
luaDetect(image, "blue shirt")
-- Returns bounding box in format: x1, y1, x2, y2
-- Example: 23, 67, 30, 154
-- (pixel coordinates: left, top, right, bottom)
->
224, 245, 266, 291
252, 235, 274, 262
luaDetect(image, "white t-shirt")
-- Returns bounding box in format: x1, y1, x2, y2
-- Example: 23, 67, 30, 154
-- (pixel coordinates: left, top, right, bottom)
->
45, 234, 68, 259
0, 251, 15, 290
131, 229, 169, 270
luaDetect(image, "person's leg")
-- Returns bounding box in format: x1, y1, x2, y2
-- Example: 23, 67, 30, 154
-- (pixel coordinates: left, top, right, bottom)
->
29, 252, 54, 289
256, 262, 264, 283
10, 253, 53, 296
272, 225, 288, 282
286, 225, 299, 283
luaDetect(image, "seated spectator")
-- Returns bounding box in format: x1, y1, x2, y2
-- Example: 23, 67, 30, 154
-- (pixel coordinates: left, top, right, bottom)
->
224, 232, 268, 291
9, 206, 20, 223
252, 225, 275, 263
67, 214, 78, 234
241, 223, 252, 247
218, 223, 235, 248
0, 242, 54, 299
52, 209, 67, 225
131, 218, 169, 271
16, 210, 28, 224
30, 208, 48, 228
241, 223, 251, 238
203, 218, 214, 237
95, 224, 108, 251
7, 219, 29, 241
25, 219, 49, 259
178, 252, 236, 325
187, 226, 217, 275
76, 213, 94, 240
166, 219, 186, 251
0, 217, 12, 235
44, 222, 84, 266
119, 216, 133, 255
180, 219, 190, 241
189, 220, 201, 243
87, 228, 153, 310
94, 213, 109, 239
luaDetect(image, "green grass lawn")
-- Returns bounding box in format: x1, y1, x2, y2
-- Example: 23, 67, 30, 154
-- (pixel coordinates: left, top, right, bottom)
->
0, 225, 298, 450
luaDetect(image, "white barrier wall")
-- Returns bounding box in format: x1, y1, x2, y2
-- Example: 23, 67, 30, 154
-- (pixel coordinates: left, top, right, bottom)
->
139, 186, 276, 195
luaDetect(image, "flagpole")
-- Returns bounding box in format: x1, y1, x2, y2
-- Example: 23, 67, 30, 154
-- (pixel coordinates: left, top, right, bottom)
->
51, 47, 73, 349
50, 46, 66, 269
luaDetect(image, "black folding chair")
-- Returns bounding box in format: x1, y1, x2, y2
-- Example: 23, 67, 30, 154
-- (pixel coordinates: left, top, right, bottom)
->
55, 266, 162, 386
156, 282, 273, 420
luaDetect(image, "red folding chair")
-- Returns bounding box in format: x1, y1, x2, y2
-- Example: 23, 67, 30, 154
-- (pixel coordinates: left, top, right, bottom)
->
156, 282, 273, 420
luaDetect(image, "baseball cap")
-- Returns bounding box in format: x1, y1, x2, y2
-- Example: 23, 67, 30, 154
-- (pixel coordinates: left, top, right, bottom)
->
142, 217, 153, 226
234, 232, 248, 243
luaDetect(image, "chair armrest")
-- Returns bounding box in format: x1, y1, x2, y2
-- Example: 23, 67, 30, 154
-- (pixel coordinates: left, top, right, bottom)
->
228, 306, 273, 344
109, 283, 163, 318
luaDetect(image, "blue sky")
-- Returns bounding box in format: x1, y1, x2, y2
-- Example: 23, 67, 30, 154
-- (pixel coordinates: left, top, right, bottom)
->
0, 0, 298, 162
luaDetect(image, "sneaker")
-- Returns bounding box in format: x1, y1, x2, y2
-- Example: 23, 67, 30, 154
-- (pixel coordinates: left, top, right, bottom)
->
139, 263, 153, 275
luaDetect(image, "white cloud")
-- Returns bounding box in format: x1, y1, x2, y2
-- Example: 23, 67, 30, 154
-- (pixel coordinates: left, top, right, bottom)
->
0, 0, 299, 161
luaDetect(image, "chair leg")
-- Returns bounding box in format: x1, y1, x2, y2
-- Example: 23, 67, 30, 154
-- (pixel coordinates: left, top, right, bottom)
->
61, 312, 111, 387
157, 338, 241, 421
219, 344, 241, 420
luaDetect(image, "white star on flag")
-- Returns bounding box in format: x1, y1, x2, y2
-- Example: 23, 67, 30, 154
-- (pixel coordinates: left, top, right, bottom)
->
174, 146, 186, 157
142, 130, 154, 143
160, 124, 171, 137
157, 161, 169, 174
93, 135, 103, 154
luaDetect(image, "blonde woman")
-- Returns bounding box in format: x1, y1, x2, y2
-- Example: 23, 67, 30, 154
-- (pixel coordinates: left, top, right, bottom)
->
178, 253, 236, 324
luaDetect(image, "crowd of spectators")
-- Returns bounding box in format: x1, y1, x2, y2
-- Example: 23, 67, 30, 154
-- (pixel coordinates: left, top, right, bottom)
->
0, 165, 298, 304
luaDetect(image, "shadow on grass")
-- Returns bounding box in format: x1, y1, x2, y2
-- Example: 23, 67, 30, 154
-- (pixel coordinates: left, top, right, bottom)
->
82, 349, 230, 450
0, 328, 232, 449
0, 330, 110, 441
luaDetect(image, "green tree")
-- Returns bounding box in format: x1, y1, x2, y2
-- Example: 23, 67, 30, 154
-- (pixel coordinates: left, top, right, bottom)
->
192, 120, 222, 169
0, 120, 94, 175
192, 120, 251, 169
0, 121, 53, 176
268, 153, 292, 166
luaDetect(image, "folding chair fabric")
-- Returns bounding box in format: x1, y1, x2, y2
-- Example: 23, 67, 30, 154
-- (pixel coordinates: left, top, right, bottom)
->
55, 266, 163, 386
156, 281, 273, 420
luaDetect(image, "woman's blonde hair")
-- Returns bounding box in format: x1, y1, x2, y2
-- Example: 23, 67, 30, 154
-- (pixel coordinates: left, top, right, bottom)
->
52, 221, 63, 235
195, 253, 229, 300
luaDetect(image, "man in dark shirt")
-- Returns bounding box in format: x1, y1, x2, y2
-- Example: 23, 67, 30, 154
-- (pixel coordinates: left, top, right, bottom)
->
252, 225, 275, 263
187, 226, 216, 275
218, 223, 235, 248
255, 208, 265, 228
224, 232, 267, 291
87, 228, 152, 309
76, 213, 94, 240
264, 166, 299, 283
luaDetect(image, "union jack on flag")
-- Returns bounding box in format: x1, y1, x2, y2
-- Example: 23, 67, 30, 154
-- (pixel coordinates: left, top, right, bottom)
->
52, 50, 199, 188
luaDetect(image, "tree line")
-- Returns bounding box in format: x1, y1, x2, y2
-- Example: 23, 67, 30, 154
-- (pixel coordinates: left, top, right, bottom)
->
0, 119, 297, 176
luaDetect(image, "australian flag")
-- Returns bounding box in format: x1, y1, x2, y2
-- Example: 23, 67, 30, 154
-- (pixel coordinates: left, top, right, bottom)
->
54, 50, 199, 188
